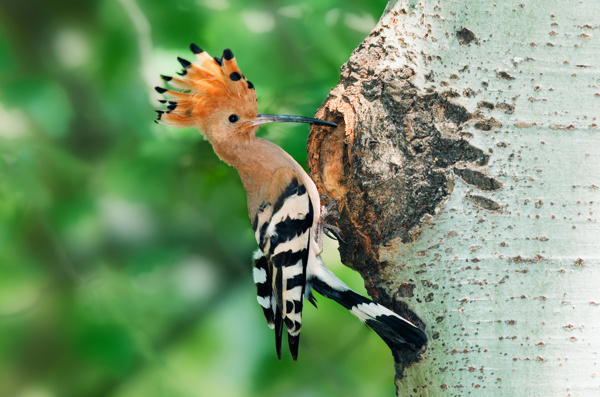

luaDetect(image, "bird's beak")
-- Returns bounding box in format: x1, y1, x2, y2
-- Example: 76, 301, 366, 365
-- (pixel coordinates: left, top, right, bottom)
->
250, 113, 337, 128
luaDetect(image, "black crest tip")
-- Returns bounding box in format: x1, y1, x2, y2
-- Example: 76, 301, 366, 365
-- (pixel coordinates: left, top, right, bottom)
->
190, 43, 203, 54
247, 80, 254, 89
154, 86, 167, 94
177, 57, 191, 68
223, 49, 234, 60
229, 72, 241, 81
160, 74, 172, 82
213, 56, 223, 66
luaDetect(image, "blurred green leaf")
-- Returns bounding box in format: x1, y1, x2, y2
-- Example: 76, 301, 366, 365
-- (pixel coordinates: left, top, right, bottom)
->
1, 79, 73, 139
75, 323, 135, 374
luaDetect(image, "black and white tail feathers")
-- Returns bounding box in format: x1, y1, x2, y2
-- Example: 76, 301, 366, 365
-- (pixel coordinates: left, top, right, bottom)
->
253, 251, 427, 358
253, 251, 274, 328
307, 256, 427, 351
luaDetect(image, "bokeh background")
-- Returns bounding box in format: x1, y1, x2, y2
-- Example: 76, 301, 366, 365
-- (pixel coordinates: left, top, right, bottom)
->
0, 0, 395, 396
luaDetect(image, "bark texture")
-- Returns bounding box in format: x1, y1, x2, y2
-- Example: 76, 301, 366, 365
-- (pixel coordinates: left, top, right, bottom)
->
309, 0, 600, 395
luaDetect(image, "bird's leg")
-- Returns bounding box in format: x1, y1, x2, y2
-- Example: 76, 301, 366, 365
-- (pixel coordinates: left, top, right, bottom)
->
316, 196, 344, 251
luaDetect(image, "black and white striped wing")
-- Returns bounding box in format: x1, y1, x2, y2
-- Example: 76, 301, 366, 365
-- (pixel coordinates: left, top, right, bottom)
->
252, 250, 274, 328
251, 171, 313, 360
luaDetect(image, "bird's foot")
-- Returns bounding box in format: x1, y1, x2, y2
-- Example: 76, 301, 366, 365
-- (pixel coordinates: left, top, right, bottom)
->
317, 196, 345, 250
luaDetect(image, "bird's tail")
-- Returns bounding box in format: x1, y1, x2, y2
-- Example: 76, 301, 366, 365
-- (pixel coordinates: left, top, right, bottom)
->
307, 256, 427, 350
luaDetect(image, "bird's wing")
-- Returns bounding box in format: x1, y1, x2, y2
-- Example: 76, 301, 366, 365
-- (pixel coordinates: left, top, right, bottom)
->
251, 167, 313, 360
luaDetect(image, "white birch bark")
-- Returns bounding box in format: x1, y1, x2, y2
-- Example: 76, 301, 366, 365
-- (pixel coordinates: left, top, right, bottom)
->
309, 0, 600, 395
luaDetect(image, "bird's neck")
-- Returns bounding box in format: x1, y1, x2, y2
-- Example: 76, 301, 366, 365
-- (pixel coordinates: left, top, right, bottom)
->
210, 135, 280, 169
210, 136, 293, 190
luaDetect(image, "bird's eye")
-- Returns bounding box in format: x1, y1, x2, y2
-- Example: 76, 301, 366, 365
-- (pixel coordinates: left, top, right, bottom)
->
228, 114, 239, 123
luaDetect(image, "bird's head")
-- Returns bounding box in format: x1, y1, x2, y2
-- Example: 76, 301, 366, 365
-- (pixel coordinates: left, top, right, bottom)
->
155, 45, 335, 144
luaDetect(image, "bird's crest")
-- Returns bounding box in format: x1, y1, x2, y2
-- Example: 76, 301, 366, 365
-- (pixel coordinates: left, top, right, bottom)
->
154, 44, 257, 131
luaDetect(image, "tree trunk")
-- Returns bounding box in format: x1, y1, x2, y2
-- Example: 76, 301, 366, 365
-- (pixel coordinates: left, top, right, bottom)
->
308, 0, 600, 395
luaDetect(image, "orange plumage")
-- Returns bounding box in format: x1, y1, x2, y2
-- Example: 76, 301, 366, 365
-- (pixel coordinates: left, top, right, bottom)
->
155, 45, 257, 138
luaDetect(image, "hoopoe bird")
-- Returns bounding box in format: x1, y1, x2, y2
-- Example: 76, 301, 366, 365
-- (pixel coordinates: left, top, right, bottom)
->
155, 44, 427, 360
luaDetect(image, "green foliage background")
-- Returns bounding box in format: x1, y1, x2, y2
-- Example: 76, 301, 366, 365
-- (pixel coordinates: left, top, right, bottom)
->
0, 1, 395, 396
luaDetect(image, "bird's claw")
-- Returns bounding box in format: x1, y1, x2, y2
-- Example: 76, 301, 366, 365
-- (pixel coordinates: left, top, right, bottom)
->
318, 198, 345, 246
320, 199, 339, 221
323, 224, 345, 243
324, 200, 339, 215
